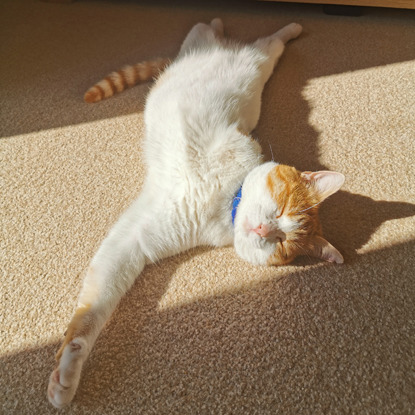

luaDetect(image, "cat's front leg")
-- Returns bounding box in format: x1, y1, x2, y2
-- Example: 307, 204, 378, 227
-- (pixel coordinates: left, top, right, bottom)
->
47, 202, 148, 408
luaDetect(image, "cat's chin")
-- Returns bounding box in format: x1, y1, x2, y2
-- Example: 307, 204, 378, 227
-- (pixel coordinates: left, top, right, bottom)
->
234, 233, 276, 266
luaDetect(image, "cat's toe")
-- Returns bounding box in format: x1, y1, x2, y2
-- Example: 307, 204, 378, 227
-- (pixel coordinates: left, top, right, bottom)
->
47, 368, 76, 409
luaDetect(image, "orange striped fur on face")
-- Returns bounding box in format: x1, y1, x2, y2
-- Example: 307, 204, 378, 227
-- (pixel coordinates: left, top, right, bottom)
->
266, 165, 326, 265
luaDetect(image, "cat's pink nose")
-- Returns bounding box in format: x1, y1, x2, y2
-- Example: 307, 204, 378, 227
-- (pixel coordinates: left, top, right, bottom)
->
252, 224, 270, 237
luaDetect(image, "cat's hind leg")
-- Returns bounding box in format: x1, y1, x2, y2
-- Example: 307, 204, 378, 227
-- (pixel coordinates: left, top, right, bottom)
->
254, 23, 302, 84
178, 18, 224, 56
210, 17, 224, 38
273, 22, 303, 45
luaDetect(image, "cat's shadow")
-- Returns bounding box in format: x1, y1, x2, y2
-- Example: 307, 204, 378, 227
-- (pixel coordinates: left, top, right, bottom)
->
312, 190, 415, 263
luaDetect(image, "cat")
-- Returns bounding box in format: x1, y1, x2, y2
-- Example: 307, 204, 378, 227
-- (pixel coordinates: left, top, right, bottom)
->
48, 18, 345, 408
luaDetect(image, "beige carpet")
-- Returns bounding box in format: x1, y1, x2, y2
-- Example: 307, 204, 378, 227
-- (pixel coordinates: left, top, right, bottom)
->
1, 0, 415, 413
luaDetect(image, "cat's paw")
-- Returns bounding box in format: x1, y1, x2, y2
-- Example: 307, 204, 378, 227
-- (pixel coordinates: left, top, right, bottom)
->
276, 23, 303, 44
47, 338, 86, 408
47, 368, 78, 409
286, 23, 303, 40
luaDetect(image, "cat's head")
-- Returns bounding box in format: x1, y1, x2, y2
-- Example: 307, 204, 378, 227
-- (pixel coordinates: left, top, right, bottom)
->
234, 162, 345, 266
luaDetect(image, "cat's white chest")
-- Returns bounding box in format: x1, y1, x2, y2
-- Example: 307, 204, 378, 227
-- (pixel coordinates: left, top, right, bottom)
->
140, 43, 266, 248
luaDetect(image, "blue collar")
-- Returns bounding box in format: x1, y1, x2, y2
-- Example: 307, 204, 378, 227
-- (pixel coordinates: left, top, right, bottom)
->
231, 186, 242, 226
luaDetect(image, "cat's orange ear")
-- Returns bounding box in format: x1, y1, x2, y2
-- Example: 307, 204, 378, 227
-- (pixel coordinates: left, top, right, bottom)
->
301, 170, 345, 201
306, 235, 344, 264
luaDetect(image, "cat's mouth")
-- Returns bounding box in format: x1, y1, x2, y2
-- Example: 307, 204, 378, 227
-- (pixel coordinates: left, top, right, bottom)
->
262, 231, 286, 244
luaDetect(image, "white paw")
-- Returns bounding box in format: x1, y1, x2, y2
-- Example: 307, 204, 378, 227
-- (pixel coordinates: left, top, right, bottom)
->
47, 339, 86, 408
47, 368, 78, 409
276, 23, 303, 44
287, 23, 303, 39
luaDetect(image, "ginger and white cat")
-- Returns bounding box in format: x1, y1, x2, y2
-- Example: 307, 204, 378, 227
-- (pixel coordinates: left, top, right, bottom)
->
48, 19, 344, 408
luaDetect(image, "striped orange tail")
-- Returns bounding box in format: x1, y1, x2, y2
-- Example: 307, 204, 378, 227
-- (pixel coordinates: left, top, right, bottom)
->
84, 57, 170, 103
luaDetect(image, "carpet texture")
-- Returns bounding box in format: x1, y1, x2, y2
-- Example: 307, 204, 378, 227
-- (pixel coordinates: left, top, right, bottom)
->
1, 0, 415, 414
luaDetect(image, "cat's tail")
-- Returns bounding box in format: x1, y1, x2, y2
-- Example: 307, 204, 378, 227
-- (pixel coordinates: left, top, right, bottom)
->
84, 57, 171, 103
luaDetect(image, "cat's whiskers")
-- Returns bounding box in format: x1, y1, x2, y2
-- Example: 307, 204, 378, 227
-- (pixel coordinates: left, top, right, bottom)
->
294, 200, 322, 214
292, 240, 320, 265
291, 240, 310, 259
268, 142, 275, 162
